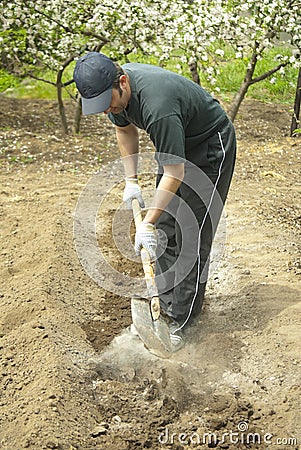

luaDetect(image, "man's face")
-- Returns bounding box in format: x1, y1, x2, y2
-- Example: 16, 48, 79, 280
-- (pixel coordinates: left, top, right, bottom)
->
103, 89, 127, 114
104, 75, 130, 115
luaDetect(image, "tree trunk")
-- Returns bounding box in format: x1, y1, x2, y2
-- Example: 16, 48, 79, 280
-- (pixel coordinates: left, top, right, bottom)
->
57, 69, 69, 134
290, 67, 301, 137
55, 53, 82, 135
189, 61, 200, 84
228, 80, 251, 122
72, 96, 82, 134
228, 44, 259, 122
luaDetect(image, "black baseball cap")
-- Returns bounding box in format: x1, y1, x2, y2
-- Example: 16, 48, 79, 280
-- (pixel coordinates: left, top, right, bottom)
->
73, 52, 117, 115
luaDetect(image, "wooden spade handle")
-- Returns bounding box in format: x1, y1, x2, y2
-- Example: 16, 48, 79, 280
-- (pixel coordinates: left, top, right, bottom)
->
132, 199, 160, 318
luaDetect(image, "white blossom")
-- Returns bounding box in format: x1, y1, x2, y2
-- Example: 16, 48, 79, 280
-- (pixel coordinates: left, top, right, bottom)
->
0, 0, 300, 110
215, 49, 224, 57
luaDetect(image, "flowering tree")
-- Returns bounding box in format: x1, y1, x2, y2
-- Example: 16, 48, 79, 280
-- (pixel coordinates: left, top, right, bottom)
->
0, 0, 174, 132
159, 0, 301, 122
220, 0, 301, 121
1, 0, 109, 132
1, 0, 301, 131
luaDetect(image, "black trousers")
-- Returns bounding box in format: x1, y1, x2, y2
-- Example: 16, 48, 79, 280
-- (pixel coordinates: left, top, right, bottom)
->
155, 118, 236, 330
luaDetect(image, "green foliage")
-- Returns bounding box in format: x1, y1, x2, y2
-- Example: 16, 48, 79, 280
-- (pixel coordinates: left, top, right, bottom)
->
248, 73, 297, 104
0, 46, 298, 107
5, 78, 57, 99
248, 48, 298, 104
0, 27, 27, 53
0, 69, 20, 92
200, 45, 298, 105
1, 65, 76, 99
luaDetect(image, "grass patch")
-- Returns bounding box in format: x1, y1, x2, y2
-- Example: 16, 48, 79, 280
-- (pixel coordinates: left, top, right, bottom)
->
4, 78, 58, 99
0, 69, 20, 92
2, 66, 76, 100
212, 46, 297, 104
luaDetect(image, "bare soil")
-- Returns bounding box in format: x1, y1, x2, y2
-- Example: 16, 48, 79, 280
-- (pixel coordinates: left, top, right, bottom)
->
0, 95, 300, 450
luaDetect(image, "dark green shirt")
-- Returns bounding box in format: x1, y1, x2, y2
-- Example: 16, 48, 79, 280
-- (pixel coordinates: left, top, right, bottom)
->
108, 63, 227, 165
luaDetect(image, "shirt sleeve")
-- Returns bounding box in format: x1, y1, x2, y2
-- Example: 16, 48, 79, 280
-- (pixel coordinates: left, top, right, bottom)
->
148, 115, 186, 166
108, 112, 130, 127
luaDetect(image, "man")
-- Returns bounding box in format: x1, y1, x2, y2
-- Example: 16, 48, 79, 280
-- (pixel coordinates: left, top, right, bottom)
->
73, 51, 236, 351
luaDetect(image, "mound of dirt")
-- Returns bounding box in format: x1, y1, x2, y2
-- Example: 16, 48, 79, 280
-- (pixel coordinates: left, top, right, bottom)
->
0, 95, 300, 450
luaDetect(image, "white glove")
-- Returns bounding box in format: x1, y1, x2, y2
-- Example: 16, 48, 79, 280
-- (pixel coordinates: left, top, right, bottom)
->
135, 222, 157, 261
123, 178, 145, 209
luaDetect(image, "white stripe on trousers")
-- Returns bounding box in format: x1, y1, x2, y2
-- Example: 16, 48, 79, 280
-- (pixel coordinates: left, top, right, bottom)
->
172, 131, 226, 335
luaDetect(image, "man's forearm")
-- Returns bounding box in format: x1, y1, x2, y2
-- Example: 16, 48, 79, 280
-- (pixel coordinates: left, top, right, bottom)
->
116, 124, 139, 178
144, 163, 185, 224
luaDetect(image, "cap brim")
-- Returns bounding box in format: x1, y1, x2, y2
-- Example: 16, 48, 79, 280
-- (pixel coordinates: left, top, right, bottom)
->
81, 88, 112, 115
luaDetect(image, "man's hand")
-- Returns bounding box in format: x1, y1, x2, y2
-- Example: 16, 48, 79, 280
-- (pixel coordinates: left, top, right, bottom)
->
135, 222, 157, 260
123, 178, 145, 209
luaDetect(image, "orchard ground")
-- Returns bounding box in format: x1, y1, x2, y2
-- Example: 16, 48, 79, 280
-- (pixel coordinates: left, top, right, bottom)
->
0, 95, 300, 450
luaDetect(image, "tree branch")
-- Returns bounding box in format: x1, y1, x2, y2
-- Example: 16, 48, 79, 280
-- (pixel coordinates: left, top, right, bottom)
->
250, 61, 290, 84
26, 74, 56, 86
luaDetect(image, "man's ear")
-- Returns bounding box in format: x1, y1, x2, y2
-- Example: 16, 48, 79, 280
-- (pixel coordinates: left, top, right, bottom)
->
119, 74, 127, 89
